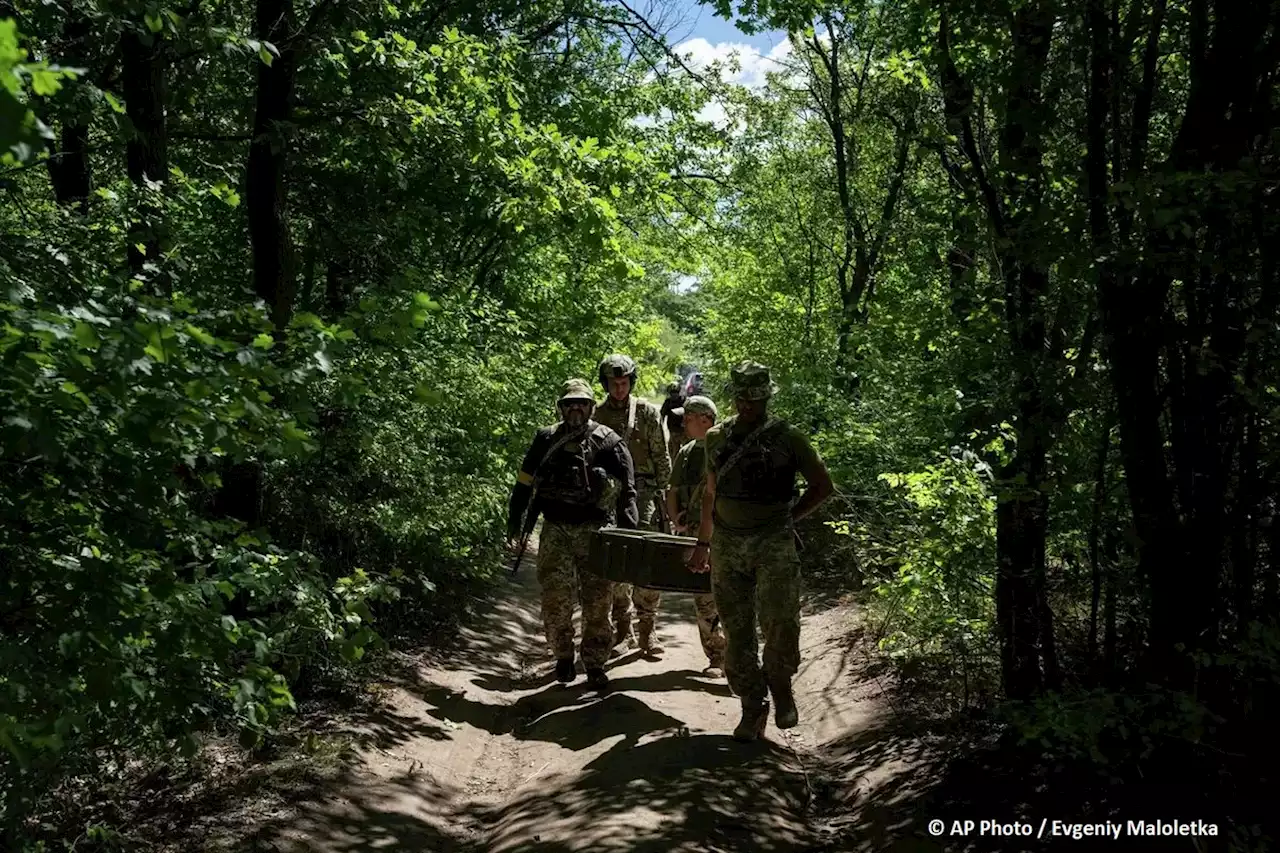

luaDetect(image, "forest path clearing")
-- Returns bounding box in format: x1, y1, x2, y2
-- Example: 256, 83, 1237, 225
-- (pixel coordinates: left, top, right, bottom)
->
255, 546, 951, 853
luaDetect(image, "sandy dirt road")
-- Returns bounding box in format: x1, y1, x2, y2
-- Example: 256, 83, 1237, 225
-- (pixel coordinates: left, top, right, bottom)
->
253, 546, 944, 853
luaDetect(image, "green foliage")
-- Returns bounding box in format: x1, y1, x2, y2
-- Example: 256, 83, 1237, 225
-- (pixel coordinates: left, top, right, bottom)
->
861, 453, 997, 669
0, 18, 78, 164
0, 1, 703, 843
0, 282, 396, 824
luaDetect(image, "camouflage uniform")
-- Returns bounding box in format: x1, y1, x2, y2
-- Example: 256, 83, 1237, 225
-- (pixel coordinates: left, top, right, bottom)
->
702, 362, 827, 739
670, 428, 726, 668
661, 383, 687, 466
710, 526, 800, 701
594, 356, 672, 650
536, 521, 614, 668
507, 379, 639, 685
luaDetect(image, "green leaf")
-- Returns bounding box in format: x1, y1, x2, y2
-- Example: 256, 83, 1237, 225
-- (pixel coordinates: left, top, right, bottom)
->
185, 323, 215, 346
413, 383, 443, 404
251, 333, 274, 350
144, 327, 167, 362
259, 46, 274, 66
144, 12, 164, 33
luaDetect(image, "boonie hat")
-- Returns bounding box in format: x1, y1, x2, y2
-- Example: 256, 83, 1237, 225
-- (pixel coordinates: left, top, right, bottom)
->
727, 361, 778, 401
558, 378, 595, 403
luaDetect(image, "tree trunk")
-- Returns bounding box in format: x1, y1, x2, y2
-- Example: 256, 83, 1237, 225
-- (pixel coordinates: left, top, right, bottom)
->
121, 26, 168, 278
45, 14, 93, 213
47, 122, 91, 214
995, 467, 1048, 699
247, 0, 300, 331
1088, 408, 1113, 663
938, 3, 1062, 700
1095, 0, 1275, 691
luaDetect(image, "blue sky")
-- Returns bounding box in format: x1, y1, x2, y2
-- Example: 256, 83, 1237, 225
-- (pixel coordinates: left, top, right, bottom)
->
665, 0, 789, 53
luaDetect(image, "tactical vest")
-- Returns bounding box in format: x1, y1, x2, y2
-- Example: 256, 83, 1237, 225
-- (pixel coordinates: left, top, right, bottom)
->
538, 423, 620, 506
595, 397, 656, 476
712, 419, 797, 504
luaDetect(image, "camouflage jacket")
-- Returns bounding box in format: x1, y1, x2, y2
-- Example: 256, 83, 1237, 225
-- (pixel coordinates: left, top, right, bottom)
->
593, 395, 671, 490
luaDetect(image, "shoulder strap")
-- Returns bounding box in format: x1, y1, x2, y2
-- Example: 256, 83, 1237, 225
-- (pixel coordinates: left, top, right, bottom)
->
533, 424, 589, 484
627, 395, 636, 433
715, 417, 782, 480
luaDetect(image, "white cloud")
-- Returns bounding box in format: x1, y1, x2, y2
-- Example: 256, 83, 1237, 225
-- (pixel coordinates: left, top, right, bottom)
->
662, 38, 794, 133
672, 37, 794, 90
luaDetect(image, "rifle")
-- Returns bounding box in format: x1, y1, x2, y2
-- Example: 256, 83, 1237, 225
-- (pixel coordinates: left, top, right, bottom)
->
654, 491, 673, 535
509, 424, 588, 575
510, 495, 540, 575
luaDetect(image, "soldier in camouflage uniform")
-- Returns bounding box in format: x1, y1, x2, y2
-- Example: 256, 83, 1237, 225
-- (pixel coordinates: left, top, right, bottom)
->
593, 354, 672, 656
661, 381, 687, 464
507, 379, 639, 690
688, 362, 834, 742
664, 395, 726, 676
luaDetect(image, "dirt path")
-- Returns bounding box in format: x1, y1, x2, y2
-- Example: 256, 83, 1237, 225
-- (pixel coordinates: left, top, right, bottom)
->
251, 548, 942, 853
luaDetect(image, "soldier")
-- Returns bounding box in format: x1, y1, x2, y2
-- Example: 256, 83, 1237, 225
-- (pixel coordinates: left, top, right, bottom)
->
664, 395, 727, 677
506, 378, 639, 690
661, 380, 687, 465
593, 354, 672, 656
688, 362, 834, 742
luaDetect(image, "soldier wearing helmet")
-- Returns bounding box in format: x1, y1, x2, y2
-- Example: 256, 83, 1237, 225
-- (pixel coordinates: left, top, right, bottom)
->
688, 361, 834, 742
506, 379, 639, 690
592, 354, 672, 656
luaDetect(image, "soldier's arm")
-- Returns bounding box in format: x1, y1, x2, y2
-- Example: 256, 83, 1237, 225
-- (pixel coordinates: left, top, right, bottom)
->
666, 453, 685, 532
602, 438, 640, 530
791, 430, 834, 523
647, 404, 672, 489
507, 431, 547, 539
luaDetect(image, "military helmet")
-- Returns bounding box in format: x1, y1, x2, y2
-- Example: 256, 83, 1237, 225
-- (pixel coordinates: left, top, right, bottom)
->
665, 381, 681, 396
597, 354, 638, 389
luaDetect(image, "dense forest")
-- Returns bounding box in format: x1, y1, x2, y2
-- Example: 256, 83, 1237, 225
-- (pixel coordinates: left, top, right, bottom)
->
2, 0, 1277, 849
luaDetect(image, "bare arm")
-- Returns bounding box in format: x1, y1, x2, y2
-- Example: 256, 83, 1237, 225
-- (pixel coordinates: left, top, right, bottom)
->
792, 457, 834, 523
688, 469, 715, 572
665, 489, 684, 533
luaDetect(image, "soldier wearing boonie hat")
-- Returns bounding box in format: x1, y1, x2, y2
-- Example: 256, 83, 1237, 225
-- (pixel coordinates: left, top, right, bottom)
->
506, 379, 639, 691
687, 362, 834, 742
665, 395, 727, 676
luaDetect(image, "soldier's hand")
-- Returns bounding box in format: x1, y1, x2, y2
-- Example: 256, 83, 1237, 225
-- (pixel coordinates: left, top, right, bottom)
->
688, 543, 710, 573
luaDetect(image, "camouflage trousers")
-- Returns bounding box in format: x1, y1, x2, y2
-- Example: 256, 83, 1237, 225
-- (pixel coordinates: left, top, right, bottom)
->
710, 526, 801, 704
693, 592, 726, 665
537, 521, 613, 669
611, 485, 663, 634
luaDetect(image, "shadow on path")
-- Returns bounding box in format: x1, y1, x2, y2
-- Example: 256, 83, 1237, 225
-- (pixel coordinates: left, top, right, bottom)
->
481, 733, 813, 853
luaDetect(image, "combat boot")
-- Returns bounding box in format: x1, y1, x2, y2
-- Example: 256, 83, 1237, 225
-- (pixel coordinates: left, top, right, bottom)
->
555, 657, 576, 683
769, 676, 798, 729
638, 625, 665, 657
732, 699, 769, 742
585, 667, 610, 691
613, 617, 636, 650
702, 658, 725, 678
